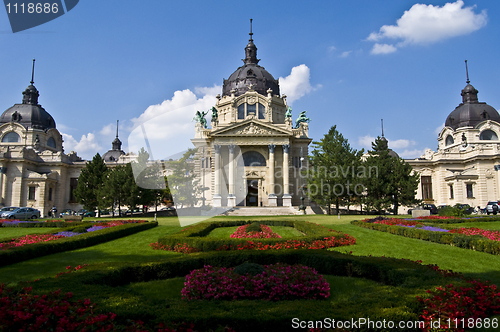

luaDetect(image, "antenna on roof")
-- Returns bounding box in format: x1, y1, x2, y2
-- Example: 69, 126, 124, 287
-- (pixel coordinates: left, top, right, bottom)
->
249, 18, 253, 40
116, 120, 119, 138
465, 59, 470, 84
30, 59, 35, 85
381, 119, 384, 137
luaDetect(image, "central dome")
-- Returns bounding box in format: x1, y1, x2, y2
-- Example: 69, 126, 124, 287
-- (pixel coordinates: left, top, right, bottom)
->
222, 28, 280, 97
445, 81, 500, 130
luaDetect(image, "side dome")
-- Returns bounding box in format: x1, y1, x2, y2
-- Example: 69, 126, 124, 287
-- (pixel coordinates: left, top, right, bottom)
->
0, 83, 56, 130
445, 81, 500, 130
222, 28, 280, 97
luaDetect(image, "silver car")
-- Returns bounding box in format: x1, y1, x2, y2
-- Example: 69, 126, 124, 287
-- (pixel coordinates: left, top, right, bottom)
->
2, 207, 40, 219
486, 201, 499, 215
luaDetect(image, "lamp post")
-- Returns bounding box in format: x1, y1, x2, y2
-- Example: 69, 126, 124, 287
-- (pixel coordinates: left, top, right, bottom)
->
201, 147, 205, 207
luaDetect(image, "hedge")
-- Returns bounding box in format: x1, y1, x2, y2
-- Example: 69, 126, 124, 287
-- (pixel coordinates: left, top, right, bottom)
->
353, 220, 500, 255
0, 221, 157, 267
413, 216, 500, 224
26, 250, 459, 331
157, 220, 353, 252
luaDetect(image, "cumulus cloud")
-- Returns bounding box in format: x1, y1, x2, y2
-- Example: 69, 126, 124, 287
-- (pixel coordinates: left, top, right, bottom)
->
279, 64, 318, 104
327, 45, 336, 52
397, 148, 428, 159
371, 43, 397, 55
62, 132, 102, 156
367, 0, 487, 54
127, 87, 219, 161
358, 135, 376, 149
389, 139, 416, 149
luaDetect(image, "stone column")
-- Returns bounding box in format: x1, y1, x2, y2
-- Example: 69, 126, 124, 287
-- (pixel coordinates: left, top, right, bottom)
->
213, 144, 222, 207
268, 144, 277, 206
282, 144, 292, 206
227, 144, 236, 207
0, 167, 5, 204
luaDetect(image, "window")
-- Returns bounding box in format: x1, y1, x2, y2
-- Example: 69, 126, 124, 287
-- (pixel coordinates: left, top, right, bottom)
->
69, 178, 78, 203
247, 103, 256, 115
445, 135, 454, 146
2, 132, 20, 142
237, 104, 245, 119
47, 137, 56, 148
421, 176, 433, 200
28, 186, 35, 200
449, 185, 454, 199
258, 103, 265, 119
242, 151, 266, 166
480, 130, 498, 140
466, 183, 474, 198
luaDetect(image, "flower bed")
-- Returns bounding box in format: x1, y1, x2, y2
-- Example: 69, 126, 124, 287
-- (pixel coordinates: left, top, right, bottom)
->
230, 223, 282, 239
450, 227, 500, 241
0, 233, 65, 250
181, 263, 330, 301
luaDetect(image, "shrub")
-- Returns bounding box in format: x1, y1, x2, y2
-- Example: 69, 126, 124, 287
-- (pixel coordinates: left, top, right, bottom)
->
234, 262, 265, 276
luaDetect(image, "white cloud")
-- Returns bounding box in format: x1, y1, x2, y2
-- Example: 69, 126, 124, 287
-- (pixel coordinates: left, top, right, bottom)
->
397, 148, 427, 159
388, 139, 416, 149
327, 45, 336, 52
358, 135, 376, 149
339, 51, 352, 58
279, 64, 317, 104
435, 123, 445, 136
371, 43, 397, 55
128, 87, 219, 161
367, 0, 487, 54
62, 132, 102, 156
100, 123, 115, 136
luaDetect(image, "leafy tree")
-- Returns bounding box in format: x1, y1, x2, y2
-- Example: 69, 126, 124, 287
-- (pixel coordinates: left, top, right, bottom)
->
100, 163, 140, 216
305, 126, 363, 214
363, 136, 420, 215
167, 149, 200, 208
74, 153, 108, 217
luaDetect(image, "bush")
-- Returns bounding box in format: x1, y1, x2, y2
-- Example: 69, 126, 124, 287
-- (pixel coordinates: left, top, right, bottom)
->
234, 262, 265, 276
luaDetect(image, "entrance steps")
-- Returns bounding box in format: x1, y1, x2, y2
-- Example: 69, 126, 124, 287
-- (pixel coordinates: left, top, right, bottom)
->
222, 206, 300, 216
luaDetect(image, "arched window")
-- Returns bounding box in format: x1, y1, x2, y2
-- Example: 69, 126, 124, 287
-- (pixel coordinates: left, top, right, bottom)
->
47, 137, 56, 148
237, 104, 245, 119
258, 103, 265, 119
243, 151, 266, 166
2, 132, 20, 143
480, 129, 498, 140
237, 103, 266, 120
445, 135, 454, 146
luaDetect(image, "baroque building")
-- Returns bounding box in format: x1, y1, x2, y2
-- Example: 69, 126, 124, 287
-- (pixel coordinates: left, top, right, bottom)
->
191, 26, 312, 208
0, 61, 85, 216
408, 63, 500, 209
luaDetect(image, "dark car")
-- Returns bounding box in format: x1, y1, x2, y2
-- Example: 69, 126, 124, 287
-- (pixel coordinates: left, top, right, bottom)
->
77, 209, 96, 217
456, 204, 474, 215
422, 204, 438, 214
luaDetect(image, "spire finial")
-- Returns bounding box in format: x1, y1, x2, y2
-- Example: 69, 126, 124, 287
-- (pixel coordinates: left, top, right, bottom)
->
465, 59, 470, 84
249, 18, 253, 40
116, 120, 119, 138
381, 119, 384, 137
30, 58, 35, 85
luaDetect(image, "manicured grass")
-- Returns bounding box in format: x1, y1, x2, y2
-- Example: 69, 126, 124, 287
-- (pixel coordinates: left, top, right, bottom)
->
444, 221, 500, 230
0, 227, 53, 239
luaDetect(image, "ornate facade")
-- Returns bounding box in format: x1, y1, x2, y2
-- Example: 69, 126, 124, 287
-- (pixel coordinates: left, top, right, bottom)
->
0, 62, 85, 216
408, 66, 500, 209
191, 28, 312, 208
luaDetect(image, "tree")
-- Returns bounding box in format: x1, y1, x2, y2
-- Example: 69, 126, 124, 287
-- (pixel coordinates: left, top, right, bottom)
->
167, 149, 201, 208
100, 163, 140, 216
363, 137, 420, 214
74, 153, 108, 217
305, 126, 363, 214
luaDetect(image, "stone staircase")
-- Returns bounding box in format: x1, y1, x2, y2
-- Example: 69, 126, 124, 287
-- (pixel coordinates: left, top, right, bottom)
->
222, 206, 301, 216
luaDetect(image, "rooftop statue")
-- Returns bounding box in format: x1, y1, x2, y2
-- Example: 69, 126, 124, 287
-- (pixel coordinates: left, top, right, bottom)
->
285, 107, 292, 119
210, 106, 218, 122
295, 110, 311, 128
193, 110, 208, 128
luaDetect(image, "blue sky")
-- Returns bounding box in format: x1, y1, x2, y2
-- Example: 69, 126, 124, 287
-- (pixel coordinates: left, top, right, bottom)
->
0, 0, 498, 160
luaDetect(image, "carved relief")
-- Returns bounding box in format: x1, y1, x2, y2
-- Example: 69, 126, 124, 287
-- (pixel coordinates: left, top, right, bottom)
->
237, 123, 273, 135
247, 96, 257, 105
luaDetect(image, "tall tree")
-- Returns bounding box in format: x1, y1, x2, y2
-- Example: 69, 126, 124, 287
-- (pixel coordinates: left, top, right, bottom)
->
363, 137, 420, 214
74, 153, 108, 217
100, 163, 140, 216
167, 149, 200, 208
305, 126, 363, 214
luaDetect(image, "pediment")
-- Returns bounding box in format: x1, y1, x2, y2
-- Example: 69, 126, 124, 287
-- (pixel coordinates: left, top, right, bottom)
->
211, 120, 291, 137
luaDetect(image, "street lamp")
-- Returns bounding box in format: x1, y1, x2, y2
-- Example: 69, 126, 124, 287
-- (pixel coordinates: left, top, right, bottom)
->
201, 147, 205, 207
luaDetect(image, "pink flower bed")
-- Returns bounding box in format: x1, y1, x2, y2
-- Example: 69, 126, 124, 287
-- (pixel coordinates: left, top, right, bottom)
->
181, 263, 330, 301
230, 223, 282, 239
449, 227, 500, 241
365, 218, 424, 226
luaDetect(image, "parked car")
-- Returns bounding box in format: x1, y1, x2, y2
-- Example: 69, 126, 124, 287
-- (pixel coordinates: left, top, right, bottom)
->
0, 206, 19, 217
455, 203, 474, 215
76, 209, 96, 217
60, 209, 75, 216
408, 204, 438, 215
486, 201, 500, 215
2, 207, 40, 219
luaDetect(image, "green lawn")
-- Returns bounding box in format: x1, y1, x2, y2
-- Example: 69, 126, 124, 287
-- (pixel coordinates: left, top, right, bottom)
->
206, 225, 304, 239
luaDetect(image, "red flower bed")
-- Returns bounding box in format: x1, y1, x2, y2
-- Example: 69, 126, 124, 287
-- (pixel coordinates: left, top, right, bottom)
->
230, 223, 281, 239
216, 235, 356, 251
0, 233, 65, 250
370, 218, 423, 226
181, 263, 330, 301
449, 227, 500, 241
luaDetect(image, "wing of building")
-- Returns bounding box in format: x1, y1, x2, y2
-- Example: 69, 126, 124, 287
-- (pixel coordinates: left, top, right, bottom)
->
0, 69, 85, 216
191, 27, 312, 208
408, 73, 500, 209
